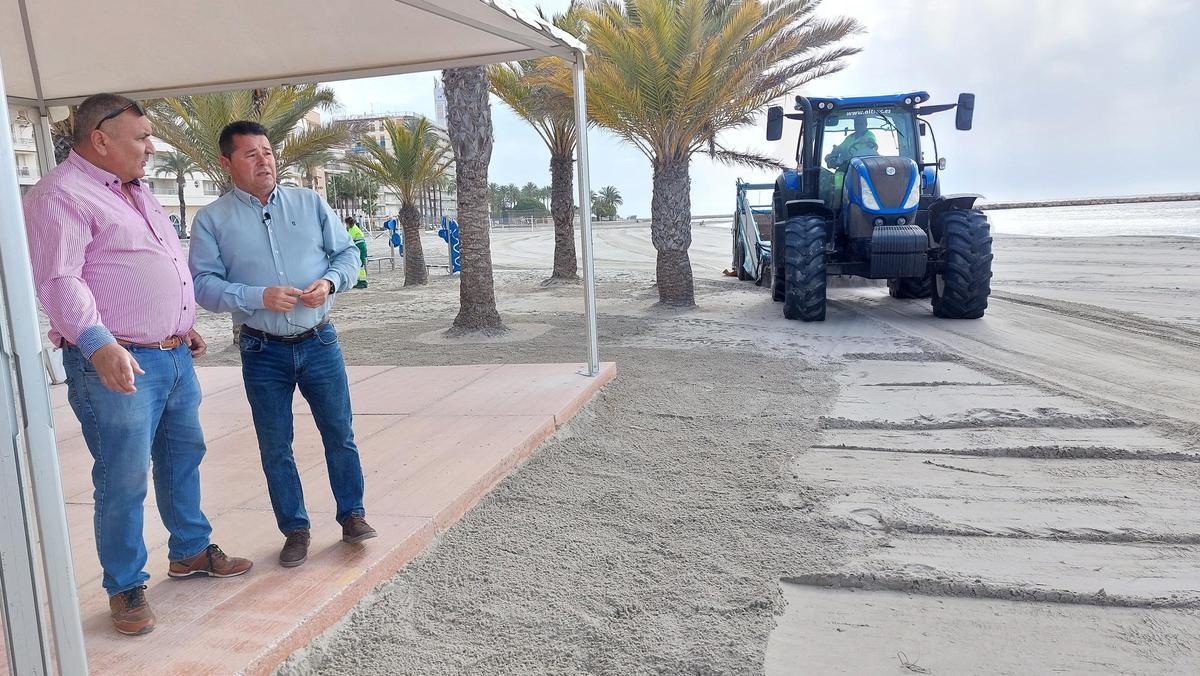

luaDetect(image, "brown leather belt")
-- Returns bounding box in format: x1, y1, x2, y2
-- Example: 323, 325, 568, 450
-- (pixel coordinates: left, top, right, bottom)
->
61, 336, 183, 350
117, 336, 183, 350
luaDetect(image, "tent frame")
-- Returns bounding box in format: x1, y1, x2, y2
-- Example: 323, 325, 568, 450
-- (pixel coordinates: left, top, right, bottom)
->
0, 1, 598, 672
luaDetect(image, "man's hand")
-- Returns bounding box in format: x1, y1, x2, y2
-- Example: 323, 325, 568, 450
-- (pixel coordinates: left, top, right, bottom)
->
263, 286, 302, 312
299, 278, 334, 308
185, 329, 207, 358
90, 343, 144, 394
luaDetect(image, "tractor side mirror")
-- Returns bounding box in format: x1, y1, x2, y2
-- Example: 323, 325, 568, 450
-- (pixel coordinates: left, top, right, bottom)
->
919, 122, 927, 137
955, 93, 975, 130
766, 106, 783, 141
938, 157, 947, 170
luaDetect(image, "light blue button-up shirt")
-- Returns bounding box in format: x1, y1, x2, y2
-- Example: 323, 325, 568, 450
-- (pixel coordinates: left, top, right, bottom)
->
189, 185, 361, 336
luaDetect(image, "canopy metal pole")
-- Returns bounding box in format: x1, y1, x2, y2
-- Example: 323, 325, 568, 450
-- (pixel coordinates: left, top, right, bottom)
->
0, 317, 51, 675
571, 54, 599, 376
0, 66, 88, 675
33, 113, 55, 173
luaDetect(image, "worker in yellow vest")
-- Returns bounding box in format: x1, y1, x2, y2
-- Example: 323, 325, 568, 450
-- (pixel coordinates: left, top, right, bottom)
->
344, 216, 368, 289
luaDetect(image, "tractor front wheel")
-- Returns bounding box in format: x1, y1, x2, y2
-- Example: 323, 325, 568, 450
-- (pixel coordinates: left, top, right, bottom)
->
782, 215, 828, 321
931, 209, 993, 319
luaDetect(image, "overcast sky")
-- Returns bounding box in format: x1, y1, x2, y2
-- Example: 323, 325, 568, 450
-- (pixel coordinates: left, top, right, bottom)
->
329, 0, 1200, 218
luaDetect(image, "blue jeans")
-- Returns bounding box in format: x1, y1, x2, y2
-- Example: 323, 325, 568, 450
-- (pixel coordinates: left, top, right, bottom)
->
238, 323, 365, 533
63, 344, 212, 596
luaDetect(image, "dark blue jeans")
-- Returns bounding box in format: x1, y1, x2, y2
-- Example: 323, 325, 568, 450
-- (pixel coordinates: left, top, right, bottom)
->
238, 322, 365, 533
63, 344, 212, 596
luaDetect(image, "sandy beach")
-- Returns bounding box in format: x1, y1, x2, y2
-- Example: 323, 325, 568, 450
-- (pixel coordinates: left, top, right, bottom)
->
181, 218, 1200, 674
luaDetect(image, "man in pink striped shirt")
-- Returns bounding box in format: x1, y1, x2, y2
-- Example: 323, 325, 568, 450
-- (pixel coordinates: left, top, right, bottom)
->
22, 93, 251, 637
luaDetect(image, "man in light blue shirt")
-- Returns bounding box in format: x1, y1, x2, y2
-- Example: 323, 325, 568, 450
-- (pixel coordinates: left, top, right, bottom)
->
189, 121, 376, 569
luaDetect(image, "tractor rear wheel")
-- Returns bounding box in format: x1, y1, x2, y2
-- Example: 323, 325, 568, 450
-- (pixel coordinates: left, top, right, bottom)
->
931, 209, 993, 319
888, 276, 932, 299
732, 224, 752, 281
782, 215, 828, 321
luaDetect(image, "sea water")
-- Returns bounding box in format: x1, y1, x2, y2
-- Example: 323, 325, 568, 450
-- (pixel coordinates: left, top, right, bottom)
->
987, 200, 1200, 238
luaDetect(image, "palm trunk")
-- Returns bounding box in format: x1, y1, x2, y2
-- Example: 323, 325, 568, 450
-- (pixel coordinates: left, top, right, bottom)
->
443, 66, 503, 331
651, 157, 695, 307
252, 89, 267, 115
549, 152, 577, 280
176, 176, 188, 237
399, 201, 428, 286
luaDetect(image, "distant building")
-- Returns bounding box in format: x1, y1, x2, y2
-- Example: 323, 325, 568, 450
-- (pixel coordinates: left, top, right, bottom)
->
331, 110, 457, 225
9, 107, 42, 196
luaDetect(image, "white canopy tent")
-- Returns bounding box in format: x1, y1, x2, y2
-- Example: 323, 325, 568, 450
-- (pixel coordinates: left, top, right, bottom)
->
0, 1, 597, 672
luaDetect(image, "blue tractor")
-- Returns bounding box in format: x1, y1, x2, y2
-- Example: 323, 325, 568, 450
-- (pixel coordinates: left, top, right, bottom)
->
749, 91, 992, 321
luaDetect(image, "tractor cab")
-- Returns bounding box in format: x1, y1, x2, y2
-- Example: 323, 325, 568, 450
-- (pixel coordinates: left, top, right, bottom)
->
768, 92, 948, 223
813, 103, 921, 212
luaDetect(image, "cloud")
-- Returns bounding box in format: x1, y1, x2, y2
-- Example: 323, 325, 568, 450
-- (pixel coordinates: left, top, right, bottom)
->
329, 0, 1200, 218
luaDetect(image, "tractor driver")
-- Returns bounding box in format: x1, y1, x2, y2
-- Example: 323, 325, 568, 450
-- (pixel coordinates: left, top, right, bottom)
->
822, 115, 879, 206
826, 115, 879, 169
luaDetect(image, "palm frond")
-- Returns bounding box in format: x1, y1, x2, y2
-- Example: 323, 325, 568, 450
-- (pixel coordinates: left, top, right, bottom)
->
146, 85, 351, 193
705, 145, 787, 171
564, 0, 860, 164
346, 116, 452, 208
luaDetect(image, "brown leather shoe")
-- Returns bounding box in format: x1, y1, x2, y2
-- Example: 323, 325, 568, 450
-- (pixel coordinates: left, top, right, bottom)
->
342, 514, 378, 544
168, 543, 253, 579
109, 585, 155, 636
279, 529, 311, 568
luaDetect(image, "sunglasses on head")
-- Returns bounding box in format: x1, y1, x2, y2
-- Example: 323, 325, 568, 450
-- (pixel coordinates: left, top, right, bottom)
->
94, 101, 146, 132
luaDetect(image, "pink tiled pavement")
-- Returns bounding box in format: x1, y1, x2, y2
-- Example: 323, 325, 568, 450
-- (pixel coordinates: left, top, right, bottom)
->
0, 362, 615, 675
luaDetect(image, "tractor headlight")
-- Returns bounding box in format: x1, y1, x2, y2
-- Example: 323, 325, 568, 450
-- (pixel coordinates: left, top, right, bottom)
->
902, 184, 920, 210
859, 175, 881, 211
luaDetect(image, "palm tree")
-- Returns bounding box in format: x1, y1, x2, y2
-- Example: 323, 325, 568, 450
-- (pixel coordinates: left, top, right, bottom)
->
153, 151, 199, 237
326, 173, 350, 213
488, 182, 505, 216
599, 185, 622, 217
590, 185, 622, 220
489, 7, 583, 280
299, 151, 334, 191
443, 66, 504, 331
147, 85, 355, 193
348, 117, 452, 286
50, 109, 77, 163
361, 196, 380, 223
571, 0, 861, 306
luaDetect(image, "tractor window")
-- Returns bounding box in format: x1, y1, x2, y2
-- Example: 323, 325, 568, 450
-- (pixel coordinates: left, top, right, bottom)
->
820, 108, 917, 171
817, 107, 917, 208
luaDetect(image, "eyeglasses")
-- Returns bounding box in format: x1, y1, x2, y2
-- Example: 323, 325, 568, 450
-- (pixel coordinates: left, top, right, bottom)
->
94, 101, 146, 132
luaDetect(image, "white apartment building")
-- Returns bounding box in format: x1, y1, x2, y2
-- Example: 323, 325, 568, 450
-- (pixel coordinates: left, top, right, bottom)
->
9, 107, 43, 195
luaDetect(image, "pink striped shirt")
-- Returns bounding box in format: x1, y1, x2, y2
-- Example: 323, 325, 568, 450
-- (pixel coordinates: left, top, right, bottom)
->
22, 151, 195, 355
